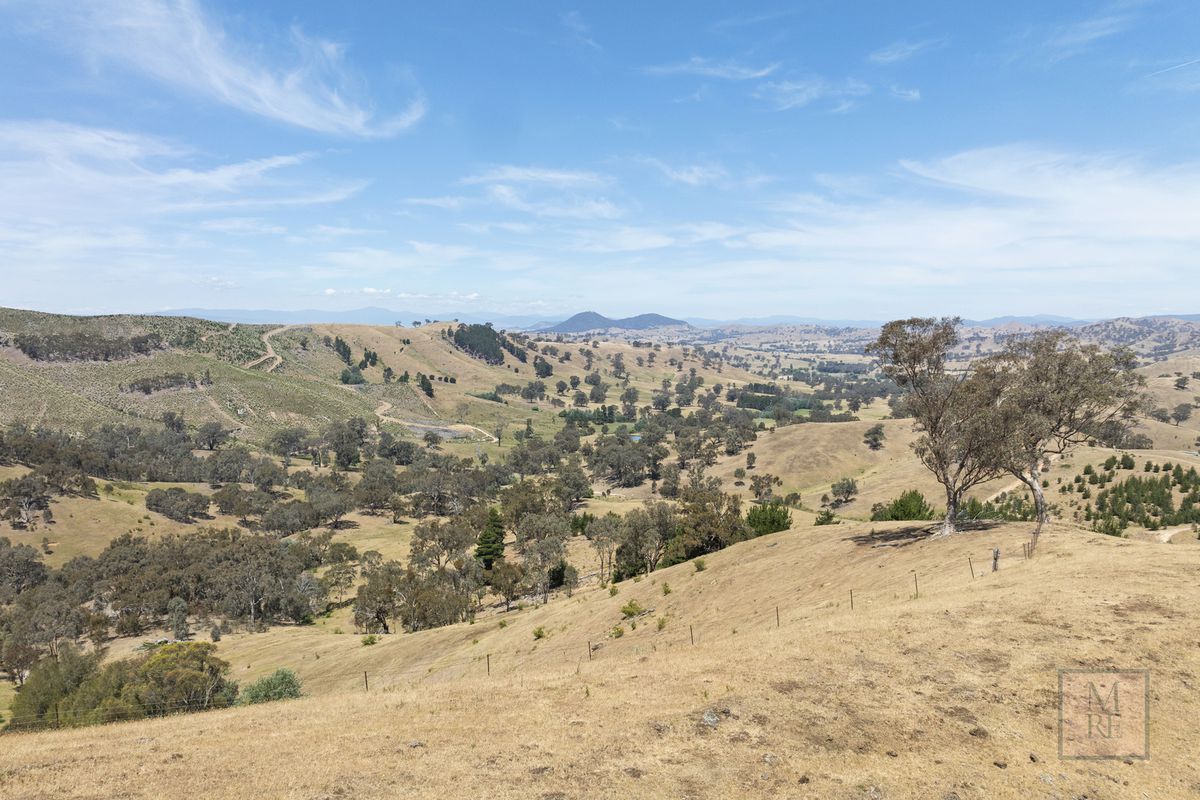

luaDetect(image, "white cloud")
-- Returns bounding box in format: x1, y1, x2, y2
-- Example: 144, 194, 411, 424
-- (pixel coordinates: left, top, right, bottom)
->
15, 0, 424, 137
743, 145, 1200, 297
404, 196, 471, 211
570, 227, 676, 253
562, 11, 601, 52
754, 78, 870, 111
868, 39, 942, 65
461, 166, 612, 188
639, 158, 727, 186
1038, 5, 1138, 62
0, 121, 357, 221
323, 286, 392, 296
485, 185, 622, 220
458, 221, 537, 235
644, 57, 779, 80
199, 217, 288, 235
890, 86, 921, 101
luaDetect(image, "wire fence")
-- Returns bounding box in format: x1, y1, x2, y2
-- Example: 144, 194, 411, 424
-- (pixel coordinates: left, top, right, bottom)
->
1, 532, 1042, 734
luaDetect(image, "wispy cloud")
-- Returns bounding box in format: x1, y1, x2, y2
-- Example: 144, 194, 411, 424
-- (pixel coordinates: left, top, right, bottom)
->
746, 144, 1200, 307
1038, 4, 1139, 62
570, 226, 676, 253
404, 196, 472, 211
890, 86, 921, 102
868, 38, 942, 65
754, 78, 870, 111
323, 286, 392, 296
199, 217, 288, 235
711, 11, 797, 31
461, 166, 612, 188
14, 0, 425, 137
562, 10, 601, 52
638, 158, 727, 186
0, 120, 357, 219
486, 185, 622, 220
0, 120, 361, 298
644, 56, 779, 80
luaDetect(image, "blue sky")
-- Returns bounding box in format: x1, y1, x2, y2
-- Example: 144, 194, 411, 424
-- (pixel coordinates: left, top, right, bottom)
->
1, 0, 1199, 320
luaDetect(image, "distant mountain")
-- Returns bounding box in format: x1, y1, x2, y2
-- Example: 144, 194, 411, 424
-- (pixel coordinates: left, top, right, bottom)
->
963, 315, 1089, 328
540, 311, 689, 333
159, 307, 548, 328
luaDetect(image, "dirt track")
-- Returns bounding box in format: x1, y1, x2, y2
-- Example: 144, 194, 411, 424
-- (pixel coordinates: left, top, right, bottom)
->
242, 326, 290, 372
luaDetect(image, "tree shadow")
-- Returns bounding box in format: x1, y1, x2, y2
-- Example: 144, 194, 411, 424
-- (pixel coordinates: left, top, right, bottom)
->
845, 520, 1004, 548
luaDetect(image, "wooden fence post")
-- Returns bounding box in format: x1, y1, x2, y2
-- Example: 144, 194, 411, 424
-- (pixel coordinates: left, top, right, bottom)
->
914, 573, 919, 599
850, 589, 854, 610
689, 625, 695, 646
363, 671, 368, 692
486, 653, 491, 676
775, 606, 780, 628
968, 557, 975, 579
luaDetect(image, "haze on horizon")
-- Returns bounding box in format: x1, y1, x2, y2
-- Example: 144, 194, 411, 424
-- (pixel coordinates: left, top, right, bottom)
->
2, 1, 1199, 320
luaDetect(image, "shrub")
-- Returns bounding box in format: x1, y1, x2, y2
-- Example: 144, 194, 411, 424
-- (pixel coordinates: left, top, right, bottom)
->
870, 490, 936, 521
620, 600, 645, 618
746, 500, 792, 536
609, 624, 624, 639
532, 626, 546, 640
239, 669, 302, 705
661, 582, 671, 596
693, 558, 706, 572
814, 509, 838, 525
361, 634, 379, 646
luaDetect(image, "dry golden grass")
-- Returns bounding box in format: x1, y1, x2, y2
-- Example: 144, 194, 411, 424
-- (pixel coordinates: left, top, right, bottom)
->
3, 519, 1197, 799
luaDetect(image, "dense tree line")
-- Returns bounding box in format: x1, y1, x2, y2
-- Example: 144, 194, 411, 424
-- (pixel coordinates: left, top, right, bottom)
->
14, 332, 162, 362
123, 371, 211, 394
0, 526, 342, 693
451, 323, 509, 365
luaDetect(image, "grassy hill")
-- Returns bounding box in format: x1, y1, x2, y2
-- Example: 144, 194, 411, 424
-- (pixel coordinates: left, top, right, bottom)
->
1, 518, 1196, 799
0, 309, 760, 458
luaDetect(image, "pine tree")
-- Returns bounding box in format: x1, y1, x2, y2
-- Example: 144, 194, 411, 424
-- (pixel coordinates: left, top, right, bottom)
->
475, 507, 507, 570
167, 596, 189, 641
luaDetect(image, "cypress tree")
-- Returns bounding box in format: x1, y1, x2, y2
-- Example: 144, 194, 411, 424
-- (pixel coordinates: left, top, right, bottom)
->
475, 507, 506, 570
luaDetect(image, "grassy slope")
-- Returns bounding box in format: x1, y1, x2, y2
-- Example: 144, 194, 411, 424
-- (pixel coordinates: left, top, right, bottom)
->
2, 520, 1197, 799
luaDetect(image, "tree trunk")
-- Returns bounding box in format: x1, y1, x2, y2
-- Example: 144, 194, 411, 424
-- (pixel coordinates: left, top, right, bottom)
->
1017, 463, 1050, 533
940, 486, 959, 536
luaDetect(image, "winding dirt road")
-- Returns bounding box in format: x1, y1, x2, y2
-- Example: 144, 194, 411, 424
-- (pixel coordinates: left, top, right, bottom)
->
242, 325, 291, 372
374, 400, 497, 443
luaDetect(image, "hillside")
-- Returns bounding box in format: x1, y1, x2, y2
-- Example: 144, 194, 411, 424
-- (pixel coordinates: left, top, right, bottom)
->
0, 308, 757, 453
1, 519, 1197, 798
